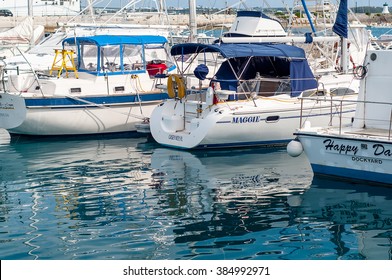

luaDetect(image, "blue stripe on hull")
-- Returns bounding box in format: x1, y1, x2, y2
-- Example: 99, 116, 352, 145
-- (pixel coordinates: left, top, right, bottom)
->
194, 139, 291, 149
217, 109, 355, 125
311, 163, 392, 185
24, 93, 169, 107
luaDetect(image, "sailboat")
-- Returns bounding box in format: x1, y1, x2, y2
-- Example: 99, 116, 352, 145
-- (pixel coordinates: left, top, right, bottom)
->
0, 34, 177, 136
149, 1, 363, 149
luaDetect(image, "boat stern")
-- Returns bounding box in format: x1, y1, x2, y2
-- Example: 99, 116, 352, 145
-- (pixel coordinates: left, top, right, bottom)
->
0, 93, 27, 129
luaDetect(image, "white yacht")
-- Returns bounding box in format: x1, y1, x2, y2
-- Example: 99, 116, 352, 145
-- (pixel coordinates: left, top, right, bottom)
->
288, 48, 392, 186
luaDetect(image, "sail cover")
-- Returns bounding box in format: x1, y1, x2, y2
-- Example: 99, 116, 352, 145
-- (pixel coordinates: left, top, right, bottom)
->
332, 0, 348, 38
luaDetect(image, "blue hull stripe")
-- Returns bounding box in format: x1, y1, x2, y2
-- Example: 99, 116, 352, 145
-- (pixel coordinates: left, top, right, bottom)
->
24, 93, 169, 108
311, 163, 392, 185
216, 109, 355, 124
194, 139, 290, 149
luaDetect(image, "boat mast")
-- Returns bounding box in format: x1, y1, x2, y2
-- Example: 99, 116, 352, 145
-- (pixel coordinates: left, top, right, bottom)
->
28, 0, 34, 49
333, 0, 349, 73
86, 0, 95, 19
189, 0, 198, 42
300, 0, 317, 34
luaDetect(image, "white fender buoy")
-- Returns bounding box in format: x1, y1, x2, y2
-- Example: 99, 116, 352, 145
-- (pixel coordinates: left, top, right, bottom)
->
206, 86, 214, 106
287, 138, 303, 157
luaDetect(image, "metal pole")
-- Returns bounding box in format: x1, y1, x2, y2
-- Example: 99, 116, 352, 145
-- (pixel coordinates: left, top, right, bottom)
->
28, 0, 34, 49
339, 101, 343, 135
300, 98, 303, 128
188, 0, 198, 43
389, 109, 392, 140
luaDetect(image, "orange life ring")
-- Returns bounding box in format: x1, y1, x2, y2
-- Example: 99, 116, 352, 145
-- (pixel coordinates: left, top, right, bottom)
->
167, 74, 185, 99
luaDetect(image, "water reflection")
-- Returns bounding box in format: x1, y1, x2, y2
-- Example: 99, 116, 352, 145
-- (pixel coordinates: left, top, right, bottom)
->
296, 177, 392, 260
0, 134, 391, 260
150, 148, 312, 246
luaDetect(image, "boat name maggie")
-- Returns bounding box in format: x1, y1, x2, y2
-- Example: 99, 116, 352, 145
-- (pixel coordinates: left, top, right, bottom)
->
232, 116, 261, 124
169, 134, 183, 142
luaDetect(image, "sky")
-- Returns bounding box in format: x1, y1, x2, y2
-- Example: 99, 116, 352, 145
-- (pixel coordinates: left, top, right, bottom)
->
82, 1, 392, 9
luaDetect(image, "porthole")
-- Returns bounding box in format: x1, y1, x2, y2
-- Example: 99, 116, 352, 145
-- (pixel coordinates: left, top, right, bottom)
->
266, 116, 280, 123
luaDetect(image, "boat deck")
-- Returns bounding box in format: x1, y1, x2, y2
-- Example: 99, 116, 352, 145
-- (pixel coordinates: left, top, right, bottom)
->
321, 127, 392, 141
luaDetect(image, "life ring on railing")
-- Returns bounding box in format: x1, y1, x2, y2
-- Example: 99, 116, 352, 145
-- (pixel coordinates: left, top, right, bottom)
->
167, 74, 185, 99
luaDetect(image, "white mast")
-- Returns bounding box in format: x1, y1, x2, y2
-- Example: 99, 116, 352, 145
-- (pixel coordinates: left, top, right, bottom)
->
28, 0, 34, 49
86, 0, 95, 19
189, 0, 197, 42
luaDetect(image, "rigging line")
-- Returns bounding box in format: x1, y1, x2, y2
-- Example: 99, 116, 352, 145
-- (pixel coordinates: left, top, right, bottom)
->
64, 94, 147, 120
16, 46, 45, 97
66, 0, 102, 25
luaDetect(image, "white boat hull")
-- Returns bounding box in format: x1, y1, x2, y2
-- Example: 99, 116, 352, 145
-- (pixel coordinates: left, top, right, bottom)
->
296, 131, 392, 184
151, 96, 357, 149
1, 34, 176, 137
290, 49, 392, 185
0, 92, 163, 136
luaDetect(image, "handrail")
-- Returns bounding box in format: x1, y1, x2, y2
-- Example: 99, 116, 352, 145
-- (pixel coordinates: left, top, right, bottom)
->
389, 110, 392, 141
299, 96, 392, 138
300, 96, 392, 107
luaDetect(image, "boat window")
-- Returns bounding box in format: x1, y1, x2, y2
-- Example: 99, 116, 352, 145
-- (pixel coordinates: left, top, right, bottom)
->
302, 89, 320, 97
266, 116, 280, 122
330, 87, 356, 96
79, 43, 98, 71
101, 45, 120, 72
255, 80, 281, 97
145, 46, 165, 61
114, 86, 125, 93
275, 81, 291, 95
70, 87, 82, 93
145, 45, 174, 71
123, 45, 144, 70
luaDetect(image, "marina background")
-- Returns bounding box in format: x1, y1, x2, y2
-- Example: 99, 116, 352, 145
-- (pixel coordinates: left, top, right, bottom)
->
1, 1, 392, 261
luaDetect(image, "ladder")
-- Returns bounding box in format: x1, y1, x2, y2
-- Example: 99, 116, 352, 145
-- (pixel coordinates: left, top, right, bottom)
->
50, 49, 78, 78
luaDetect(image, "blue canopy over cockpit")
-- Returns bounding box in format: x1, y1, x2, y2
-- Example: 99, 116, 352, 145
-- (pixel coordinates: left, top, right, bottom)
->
62, 35, 170, 76
171, 43, 318, 97
63, 35, 168, 47
171, 42, 306, 59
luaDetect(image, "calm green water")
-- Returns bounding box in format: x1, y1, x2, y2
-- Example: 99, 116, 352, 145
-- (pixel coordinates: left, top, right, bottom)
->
0, 129, 391, 260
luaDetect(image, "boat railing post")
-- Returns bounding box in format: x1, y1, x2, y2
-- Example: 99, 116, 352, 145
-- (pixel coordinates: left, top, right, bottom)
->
300, 98, 303, 128
0, 63, 6, 92
339, 100, 343, 135
389, 109, 392, 140
330, 95, 333, 126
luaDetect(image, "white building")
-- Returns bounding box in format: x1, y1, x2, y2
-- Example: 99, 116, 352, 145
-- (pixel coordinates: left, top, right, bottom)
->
0, 0, 81, 17
382, 2, 390, 14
